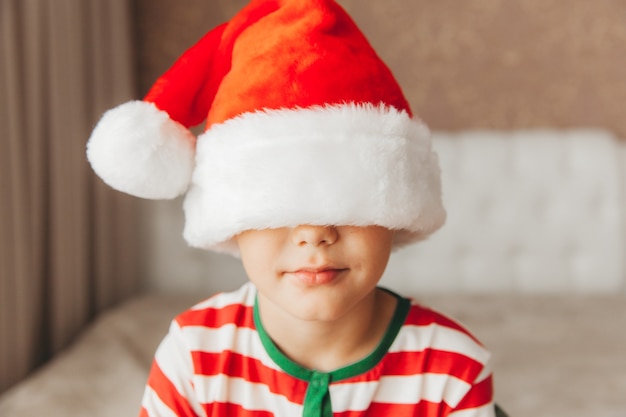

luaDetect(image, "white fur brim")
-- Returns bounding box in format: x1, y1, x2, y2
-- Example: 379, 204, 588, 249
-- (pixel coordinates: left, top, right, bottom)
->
183, 103, 446, 254
87, 101, 195, 199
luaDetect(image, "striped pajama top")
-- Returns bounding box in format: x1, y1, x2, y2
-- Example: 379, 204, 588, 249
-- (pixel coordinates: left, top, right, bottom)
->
139, 282, 495, 417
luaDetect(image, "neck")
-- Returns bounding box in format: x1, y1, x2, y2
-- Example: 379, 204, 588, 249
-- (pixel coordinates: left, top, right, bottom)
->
257, 288, 397, 372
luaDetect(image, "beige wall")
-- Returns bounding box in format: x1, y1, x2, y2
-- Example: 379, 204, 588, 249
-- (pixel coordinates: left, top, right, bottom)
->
135, 0, 626, 137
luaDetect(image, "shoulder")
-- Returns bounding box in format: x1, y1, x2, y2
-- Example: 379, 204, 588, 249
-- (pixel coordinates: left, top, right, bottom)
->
405, 300, 485, 345
173, 282, 257, 330
373, 296, 494, 409
391, 298, 492, 374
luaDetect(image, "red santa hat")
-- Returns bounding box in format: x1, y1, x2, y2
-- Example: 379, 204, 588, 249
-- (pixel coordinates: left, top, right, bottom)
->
86, 0, 446, 255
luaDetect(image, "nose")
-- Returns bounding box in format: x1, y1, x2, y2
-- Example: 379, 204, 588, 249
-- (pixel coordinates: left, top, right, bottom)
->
291, 225, 338, 247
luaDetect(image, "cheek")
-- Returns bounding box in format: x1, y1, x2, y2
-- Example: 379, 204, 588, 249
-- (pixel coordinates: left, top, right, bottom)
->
237, 238, 264, 277
369, 252, 392, 278
237, 237, 283, 281
360, 244, 393, 277
346, 244, 391, 280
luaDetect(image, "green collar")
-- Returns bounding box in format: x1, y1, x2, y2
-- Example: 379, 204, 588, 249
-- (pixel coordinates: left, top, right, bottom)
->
253, 288, 410, 417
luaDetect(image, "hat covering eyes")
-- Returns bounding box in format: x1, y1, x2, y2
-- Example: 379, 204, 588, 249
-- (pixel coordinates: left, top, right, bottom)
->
86, 0, 446, 255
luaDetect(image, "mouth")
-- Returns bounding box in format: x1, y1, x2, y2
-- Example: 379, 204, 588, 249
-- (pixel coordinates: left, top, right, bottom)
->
286, 267, 348, 285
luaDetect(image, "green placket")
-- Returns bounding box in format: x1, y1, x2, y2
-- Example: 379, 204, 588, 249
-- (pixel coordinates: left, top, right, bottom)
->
254, 288, 410, 417
303, 371, 332, 417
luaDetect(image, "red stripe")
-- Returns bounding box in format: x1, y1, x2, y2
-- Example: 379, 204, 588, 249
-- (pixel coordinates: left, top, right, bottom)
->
176, 304, 255, 329
203, 402, 276, 417
138, 407, 149, 417
381, 349, 484, 382
453, 374, 494, 411
146, 360, 198, 416
333, 400, 453, 417
192, 351, 308, 403
336, 349, 484, 385
405, 305, 483, 345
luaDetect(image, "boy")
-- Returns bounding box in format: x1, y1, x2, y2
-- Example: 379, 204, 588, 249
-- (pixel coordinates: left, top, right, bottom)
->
87, 0, 498, 415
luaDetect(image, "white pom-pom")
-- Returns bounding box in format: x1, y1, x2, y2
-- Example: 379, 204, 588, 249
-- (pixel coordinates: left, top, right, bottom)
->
87, 101, 195, 199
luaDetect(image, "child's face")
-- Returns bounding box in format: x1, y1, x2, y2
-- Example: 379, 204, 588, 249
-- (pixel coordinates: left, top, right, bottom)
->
235, 225, 394, 322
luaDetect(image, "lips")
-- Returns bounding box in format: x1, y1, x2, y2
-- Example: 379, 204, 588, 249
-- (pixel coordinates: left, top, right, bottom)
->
287, 267, 347, 285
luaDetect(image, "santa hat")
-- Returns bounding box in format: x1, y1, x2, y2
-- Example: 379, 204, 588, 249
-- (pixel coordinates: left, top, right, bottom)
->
86, 0, 446, 255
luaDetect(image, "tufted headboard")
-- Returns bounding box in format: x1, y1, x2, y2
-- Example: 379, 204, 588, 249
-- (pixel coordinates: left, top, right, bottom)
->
141, 129, 626, 295
382, 129, 626, 293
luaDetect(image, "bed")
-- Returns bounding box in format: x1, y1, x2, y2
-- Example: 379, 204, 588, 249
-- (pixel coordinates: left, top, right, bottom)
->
2, 129, 625, 417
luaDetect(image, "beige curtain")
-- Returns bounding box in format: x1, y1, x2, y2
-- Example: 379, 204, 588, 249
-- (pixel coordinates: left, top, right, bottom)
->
0, 0, 141, 394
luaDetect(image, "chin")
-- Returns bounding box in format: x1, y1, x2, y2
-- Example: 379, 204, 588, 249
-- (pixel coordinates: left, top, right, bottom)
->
287, 300, 351, 323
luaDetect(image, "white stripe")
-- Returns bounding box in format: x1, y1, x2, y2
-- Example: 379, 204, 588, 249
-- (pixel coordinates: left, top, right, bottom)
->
180, 315, 490, 375
330, 374, 471, 411
376, 374, 471, 407
181, 325, 282, 371
449, 402, 496, 417
329, 381, 377, 412
390, 323, 491, 365
475, 363, 492, 384
194, 374, 303, 415
141, 385, 186, 417
190, 282, 256, 310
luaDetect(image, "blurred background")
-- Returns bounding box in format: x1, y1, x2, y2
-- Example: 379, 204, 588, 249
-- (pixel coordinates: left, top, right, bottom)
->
1, 0, 625, 416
